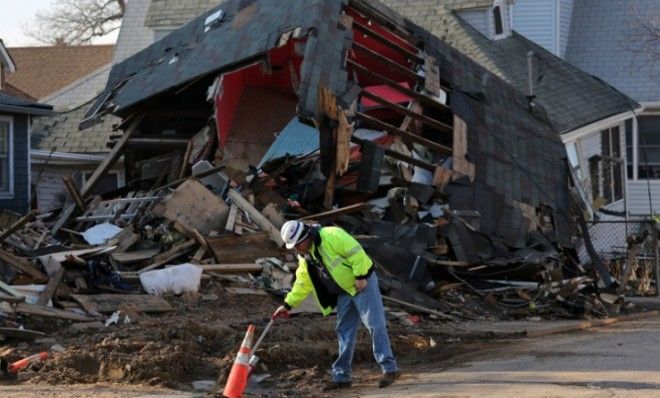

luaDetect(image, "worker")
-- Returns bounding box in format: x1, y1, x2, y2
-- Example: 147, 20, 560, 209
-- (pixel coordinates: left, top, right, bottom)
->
272, 221, 400, 390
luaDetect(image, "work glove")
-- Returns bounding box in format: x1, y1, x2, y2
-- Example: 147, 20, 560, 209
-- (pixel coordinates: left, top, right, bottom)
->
272, 305, 290, 320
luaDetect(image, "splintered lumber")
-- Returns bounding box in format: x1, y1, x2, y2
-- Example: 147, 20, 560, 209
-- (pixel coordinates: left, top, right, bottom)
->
136, 239, 196, 274
111, 249, 161, 264
70, 294, 173, 314
36, 267, 65, 306
360, 90, 452, 133
0, 210, 38, 243
382, 295, 455, 321
300, 203, 366, 221
0, 249, 48, 282
227, 189, 284, 247
63, 176, 85, 212
151, 179, 229, 235
199, 263, 264, 274
207, 233, 283, 264
15, 303, 94, 322
0, 281, 25, 303
451, 115, 475, 180
225, 204, 239, 232
0, 327, 46, 341
52, 114, 145, 234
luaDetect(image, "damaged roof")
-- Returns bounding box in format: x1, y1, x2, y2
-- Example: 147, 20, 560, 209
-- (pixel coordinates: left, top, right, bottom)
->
88, 0, 573, 247
379, 0, 637, 134
85, 0, 349, 122
32, 101, 119, 154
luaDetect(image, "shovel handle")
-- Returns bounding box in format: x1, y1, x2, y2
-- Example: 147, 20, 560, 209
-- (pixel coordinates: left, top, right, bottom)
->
250, 319, 274, 356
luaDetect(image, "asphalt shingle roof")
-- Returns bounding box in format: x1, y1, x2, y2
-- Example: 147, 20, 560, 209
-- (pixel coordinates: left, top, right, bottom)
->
0, 92, 52, 115
379, 0, 637, 134
6, 45, 114, 100
145, 0, 222, 28
32, 101, 118, 153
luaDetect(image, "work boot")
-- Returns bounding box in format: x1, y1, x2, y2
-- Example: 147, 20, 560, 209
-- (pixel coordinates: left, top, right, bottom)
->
322, 380, 352, 391
378, 371, 401, 388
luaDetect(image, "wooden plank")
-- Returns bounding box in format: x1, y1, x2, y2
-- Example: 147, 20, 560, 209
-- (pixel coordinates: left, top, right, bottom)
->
224, 287, 268, 296
451, 115, 475, 180
352, 41, 423, 83
357, 111, 452, 155
382, 295, 454, 321
0, 249, 48, 282
111, 249, 161, 264
352, 20, 423, 63
0, 210, 38, 243
361, 90, 452, 133
225, 204, 239, 232
207, 233, 282, 264
0, 280, 24, 299
70, 294, 173, 314
179, 140, 193, 179
36, 267, 65, 306
350, 136, 434, 171
199, 264, 264, 274
0, 327, 46, 341
348, 60, 448, 112
151, 179, 229, 235
300, 203, 366, 221
62, 176, 86, 212
137, 239, 196, 274
227, 189, 284, 247
15, 303, 94, 321
423, 55, 441, 96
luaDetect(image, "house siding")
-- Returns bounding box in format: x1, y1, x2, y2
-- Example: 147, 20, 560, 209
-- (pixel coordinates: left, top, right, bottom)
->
456, 9, 491, 38
0, 113, 30, 214
512, 0, 556, 54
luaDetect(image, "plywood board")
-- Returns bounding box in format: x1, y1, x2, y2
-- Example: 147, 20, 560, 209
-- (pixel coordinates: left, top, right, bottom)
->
207, 233, 283, 264
15, 303, 94, 321
70, 294, 173, 314
151, 179, 229, 235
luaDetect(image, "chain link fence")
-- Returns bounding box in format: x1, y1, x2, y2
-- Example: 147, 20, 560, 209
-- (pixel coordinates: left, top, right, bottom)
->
585, 218, 659, 296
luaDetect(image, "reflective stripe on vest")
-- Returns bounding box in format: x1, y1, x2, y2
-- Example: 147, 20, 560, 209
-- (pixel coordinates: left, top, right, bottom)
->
316, 244, 362, 273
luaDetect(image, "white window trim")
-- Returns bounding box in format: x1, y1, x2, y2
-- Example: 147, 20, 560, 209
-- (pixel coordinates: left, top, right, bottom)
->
631, 111, 660, 181
0, 115, 14, 199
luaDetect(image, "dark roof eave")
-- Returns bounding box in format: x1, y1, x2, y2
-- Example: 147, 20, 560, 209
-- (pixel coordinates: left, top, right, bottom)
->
0, 104, 55, 116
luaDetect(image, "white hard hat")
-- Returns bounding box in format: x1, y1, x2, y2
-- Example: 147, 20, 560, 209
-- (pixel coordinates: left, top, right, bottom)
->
280, 220, 309, 250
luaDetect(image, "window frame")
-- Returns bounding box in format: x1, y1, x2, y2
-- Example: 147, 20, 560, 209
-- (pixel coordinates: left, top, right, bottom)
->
589, 125, 625, 206
633, 114, 660, 180
492, 0, 508, 40
0, 115, 14, 199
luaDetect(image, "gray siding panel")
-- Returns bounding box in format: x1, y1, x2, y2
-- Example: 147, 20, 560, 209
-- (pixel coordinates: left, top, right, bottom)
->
456, 9, 491, 38
626, 181, 660, 215
512, 0, 556, 54
0, 114, 30, 214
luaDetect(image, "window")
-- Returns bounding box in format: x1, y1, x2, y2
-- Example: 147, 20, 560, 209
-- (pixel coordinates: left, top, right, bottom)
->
84, 171, 120, 196
493, 6, 504, 35
636, 116, 660, 179
589, 126, 623, 206
0, 117, 13, 197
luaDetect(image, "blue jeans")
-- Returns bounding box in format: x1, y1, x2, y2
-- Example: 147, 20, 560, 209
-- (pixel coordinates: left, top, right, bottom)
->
332, 272, 398, 382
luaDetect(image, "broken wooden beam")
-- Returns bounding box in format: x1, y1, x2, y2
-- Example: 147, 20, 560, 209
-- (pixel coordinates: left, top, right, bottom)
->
361, 90, 452, 133
227, 189, 285, 247
36, 267, 65, 306
351, 20, 423, 63
351, 41, 423, 83
137, 239, 197, 274
357, 112, 452, 155
348, 60, 448, 111
382, 295, 455, 321
0, 249, 48, 282
0, 210, 38, 243
198, 264, 264, 274
62, 177, 86, 213
300, 203, 367, 221
70, 294, 173, 314
351, 136, 435, 171
15, 303, 94, 322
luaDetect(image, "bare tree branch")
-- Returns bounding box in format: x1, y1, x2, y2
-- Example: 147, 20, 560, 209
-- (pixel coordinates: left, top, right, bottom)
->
624, 3, 660, 70
23, 0, 124, 45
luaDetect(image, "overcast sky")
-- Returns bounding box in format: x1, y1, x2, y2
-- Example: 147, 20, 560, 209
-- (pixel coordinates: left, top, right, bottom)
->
0, 0, 117, 47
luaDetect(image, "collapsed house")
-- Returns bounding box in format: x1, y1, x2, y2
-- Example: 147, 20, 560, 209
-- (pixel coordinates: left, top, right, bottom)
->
0, 0, 634, 335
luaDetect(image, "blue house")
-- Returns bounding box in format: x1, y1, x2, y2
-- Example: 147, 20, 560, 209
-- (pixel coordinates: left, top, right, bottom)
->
0, 40, 53, 214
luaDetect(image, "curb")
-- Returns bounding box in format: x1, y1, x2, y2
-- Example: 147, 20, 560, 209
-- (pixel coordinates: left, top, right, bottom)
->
525, 310, 660, 338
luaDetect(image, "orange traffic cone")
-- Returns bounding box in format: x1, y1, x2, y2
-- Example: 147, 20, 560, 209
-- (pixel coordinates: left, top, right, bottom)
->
223, 324, 256, 398
8, 352, 48, 373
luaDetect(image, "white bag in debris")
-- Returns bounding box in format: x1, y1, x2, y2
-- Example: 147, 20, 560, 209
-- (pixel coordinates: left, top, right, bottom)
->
139, 263, 203, 295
